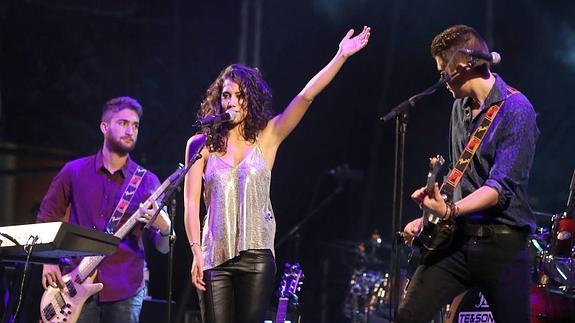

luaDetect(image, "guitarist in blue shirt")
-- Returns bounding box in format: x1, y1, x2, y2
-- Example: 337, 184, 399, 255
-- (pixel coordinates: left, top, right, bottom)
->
399, 25, 538, 323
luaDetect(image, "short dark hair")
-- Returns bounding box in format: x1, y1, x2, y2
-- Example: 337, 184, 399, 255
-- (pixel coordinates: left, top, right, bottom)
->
101, 96, 143, 122
431, 25, 490, 72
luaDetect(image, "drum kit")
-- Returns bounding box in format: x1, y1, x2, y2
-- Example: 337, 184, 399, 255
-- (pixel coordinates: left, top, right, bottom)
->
343, 208, 575, 323
443, 209, 575, 323
538, 211, 575, 289
529, 210, 575, 322
342, 230, 407, 323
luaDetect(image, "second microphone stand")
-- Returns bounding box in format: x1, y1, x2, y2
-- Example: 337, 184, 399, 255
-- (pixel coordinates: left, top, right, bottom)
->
144, 134, 207, 323
380, 73, 451, 321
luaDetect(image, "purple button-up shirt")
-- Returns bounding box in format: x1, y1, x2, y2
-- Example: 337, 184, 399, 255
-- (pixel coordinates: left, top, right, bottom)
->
37, 151, 162, 301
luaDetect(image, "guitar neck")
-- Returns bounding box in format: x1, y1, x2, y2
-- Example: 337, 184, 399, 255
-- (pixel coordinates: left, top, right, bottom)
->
419, 155, 446, 225
275, 298, 288, 323
75, 176, 171, 282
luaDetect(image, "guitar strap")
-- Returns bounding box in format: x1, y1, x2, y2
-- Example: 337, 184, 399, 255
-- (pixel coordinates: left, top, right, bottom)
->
441, 87, 519, 197
105, 166, 147, 234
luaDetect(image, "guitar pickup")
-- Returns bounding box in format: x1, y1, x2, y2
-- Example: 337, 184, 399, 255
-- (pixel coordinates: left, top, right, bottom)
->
65, 280, 77, 298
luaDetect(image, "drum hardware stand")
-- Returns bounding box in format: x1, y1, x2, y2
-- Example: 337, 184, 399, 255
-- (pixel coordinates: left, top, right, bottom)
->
566, 168, 575, 207
563, 169, 575, 293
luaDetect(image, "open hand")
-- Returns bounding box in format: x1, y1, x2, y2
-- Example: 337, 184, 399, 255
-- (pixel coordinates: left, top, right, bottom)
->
339, 26, 371, 58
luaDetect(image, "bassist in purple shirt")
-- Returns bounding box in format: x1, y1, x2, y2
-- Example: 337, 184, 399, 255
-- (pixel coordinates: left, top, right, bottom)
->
37, 97, 171, 323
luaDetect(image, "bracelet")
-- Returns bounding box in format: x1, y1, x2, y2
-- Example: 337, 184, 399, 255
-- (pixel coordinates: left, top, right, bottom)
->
447, 201, 460, 219
190, 242, 201, 248
444, 200, 456, 220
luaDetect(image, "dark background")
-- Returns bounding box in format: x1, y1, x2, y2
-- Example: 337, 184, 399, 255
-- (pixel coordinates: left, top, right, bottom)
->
1, 0, 574, 322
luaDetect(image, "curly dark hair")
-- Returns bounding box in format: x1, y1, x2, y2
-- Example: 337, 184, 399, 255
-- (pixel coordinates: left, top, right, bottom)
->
198, 64, 274, 153
431, 25, 490, 73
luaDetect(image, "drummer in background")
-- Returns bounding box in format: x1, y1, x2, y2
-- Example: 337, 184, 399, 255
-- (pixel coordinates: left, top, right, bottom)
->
400, 25, 539, 322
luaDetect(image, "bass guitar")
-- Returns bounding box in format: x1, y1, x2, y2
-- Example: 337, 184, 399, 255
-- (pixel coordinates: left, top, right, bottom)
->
39, 177, 171, 323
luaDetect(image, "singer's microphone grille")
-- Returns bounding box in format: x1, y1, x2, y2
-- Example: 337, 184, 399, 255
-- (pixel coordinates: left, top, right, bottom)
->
226, 109, 237, 122
490, 52, 501, 64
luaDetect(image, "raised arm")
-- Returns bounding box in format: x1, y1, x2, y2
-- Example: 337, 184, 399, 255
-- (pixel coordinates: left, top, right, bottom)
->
183, 134, 208, 291
265, 26, 371, 146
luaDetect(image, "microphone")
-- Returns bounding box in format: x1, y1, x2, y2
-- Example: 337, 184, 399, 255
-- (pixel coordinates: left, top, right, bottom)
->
459, 48, 501, 64
327, 164, 364, 182
194, 109, 237, 127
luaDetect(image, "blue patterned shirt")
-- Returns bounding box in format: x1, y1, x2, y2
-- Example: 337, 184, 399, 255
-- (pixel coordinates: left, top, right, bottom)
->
449, 75, 539, 232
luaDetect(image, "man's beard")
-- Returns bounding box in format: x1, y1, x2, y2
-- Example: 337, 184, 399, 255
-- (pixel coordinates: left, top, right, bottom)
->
106, 136, 136, 155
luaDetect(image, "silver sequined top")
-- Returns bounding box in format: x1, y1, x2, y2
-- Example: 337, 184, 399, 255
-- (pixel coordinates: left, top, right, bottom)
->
201, 145, 276, 270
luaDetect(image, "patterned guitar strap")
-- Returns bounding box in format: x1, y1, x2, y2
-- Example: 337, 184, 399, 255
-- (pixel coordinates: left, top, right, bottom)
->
106, 166, 147, 234
442, 86, 519, 199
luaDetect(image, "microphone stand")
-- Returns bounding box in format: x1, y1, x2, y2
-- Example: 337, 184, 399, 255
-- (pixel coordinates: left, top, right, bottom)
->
379, 73, 451, 321
167, 198, 176, 323
144, 132, 206, 323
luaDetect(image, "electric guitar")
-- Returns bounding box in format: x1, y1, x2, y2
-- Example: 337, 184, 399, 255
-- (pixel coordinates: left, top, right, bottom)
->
39, 178, 171, 323
275, 263, 303, 323
409, 155, 455, 264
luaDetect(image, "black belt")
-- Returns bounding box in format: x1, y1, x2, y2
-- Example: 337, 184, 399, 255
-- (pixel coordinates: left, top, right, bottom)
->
461, 223, 520, 237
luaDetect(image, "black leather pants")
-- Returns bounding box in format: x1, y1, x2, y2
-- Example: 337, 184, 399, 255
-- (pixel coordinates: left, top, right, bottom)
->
199, 249, 276, 323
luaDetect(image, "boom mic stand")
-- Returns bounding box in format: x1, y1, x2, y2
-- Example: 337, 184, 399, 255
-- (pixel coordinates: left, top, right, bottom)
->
379, 72, 453, 321
144, 131, 207, 323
